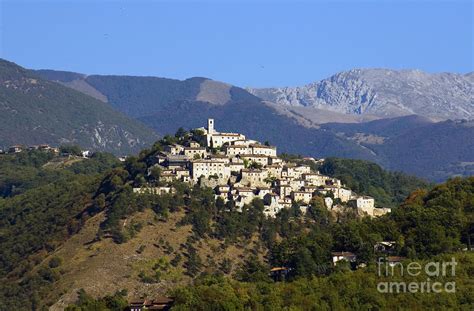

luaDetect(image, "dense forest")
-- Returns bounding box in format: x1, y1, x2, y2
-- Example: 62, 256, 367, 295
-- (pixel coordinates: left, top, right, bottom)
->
0, 132, 473, 310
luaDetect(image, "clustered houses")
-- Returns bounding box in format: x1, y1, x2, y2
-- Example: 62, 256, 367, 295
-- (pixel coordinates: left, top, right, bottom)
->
136, 119, 391, 218
0, 144, 95, 158
0, 144, 60, 154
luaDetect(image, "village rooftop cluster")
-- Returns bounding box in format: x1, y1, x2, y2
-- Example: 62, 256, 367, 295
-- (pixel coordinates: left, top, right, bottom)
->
135, 119, 391, 218
0, 144, 94, 158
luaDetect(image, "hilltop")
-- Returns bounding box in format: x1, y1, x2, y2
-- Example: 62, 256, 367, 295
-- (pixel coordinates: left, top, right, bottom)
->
0, 137, 472, 309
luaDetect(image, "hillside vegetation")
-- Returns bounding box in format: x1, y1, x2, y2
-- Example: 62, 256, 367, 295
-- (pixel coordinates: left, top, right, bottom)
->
319, 157, 430, 207
0, 132, 473, 310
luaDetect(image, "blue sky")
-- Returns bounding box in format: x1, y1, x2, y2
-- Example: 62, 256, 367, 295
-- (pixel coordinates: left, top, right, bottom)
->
1, 0, 472, 87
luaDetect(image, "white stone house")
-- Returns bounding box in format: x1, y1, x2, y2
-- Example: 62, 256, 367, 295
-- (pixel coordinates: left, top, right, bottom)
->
241, 169, 269, 186
289, 179, 305, 191
228, 162, 245, 173
268, 156, 283, 165
250, 144, 277, 157
188, 141, 201, 148
373, 207, 391, 217
291, 191, 313, 204
294, 165, 311, 175
224, 145, 250, 157
302, 173, 328, 186
175, 168, 190, 181
184, 147, 207, 159
266, 164, 282, 178
321, 186, 353, 202
164, 144, 184, 155
278, 185, 292, 197
352, 196, 375, 215
206, 119, 246, 148
190, 159, 230, 180
239, 154, 269, 166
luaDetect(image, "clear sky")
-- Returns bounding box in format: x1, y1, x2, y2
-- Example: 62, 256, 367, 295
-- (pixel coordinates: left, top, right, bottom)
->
0, 0, 472, 87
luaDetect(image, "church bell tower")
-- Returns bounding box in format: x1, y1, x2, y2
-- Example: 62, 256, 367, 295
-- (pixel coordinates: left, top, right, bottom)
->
208, 118, 215, 134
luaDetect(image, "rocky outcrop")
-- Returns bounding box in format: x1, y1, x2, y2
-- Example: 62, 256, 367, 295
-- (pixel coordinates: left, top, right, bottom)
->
248, 69, 474, 121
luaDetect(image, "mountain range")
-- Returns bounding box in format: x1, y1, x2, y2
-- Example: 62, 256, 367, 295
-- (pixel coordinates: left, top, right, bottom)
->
0, 59, 472, 181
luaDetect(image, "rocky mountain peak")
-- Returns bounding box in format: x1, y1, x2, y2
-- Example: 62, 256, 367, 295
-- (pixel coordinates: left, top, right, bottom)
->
247, 68, 473, 121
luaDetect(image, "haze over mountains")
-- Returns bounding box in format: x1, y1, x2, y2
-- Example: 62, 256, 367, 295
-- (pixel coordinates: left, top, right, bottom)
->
1, 59, 472, 181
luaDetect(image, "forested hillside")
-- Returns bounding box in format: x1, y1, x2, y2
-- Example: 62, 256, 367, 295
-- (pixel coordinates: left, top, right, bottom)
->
319, 157, 430, 207
1, 133, 472, 310
0, 59, 158, 154
0, 150, 120, 308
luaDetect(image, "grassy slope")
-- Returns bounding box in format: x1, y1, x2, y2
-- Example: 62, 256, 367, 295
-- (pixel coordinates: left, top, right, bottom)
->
47, 209, 261, 309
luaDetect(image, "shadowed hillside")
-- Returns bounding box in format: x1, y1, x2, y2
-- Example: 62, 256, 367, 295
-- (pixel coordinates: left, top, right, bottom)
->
0, 60, 158, 154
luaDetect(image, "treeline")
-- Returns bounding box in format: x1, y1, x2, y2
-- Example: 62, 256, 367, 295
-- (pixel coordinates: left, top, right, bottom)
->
65, 252, 474, 310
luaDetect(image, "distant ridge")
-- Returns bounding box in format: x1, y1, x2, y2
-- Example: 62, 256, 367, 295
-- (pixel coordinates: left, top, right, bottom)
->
33, 65, 474, 181
247, 68, 473, 121
0, 59, 158, 154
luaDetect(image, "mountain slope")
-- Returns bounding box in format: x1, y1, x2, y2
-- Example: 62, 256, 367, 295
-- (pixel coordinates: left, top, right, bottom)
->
138, 87, 378, 160
322, 116, 474, 181
248, 69, 474, 121
0, 60, 158, 154
34, 70, 233, 118
34, 69, 378, 159
372, 119, 474, 181
34, 67, 474, 181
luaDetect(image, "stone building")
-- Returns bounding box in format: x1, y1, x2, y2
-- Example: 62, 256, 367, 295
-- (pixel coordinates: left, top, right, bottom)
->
190, 159, 230, 180
205, 119, 246, 148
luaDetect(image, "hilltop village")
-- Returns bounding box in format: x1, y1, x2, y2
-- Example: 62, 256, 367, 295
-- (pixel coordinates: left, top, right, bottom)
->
135, 119, 391, 218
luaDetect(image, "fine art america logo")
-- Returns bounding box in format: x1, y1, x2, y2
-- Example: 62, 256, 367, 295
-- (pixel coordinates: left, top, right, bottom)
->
377, 257, 457, 294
